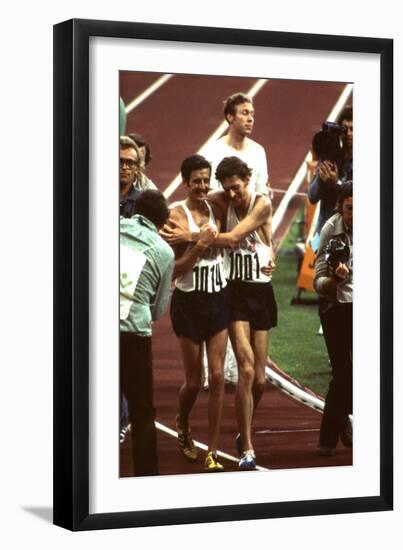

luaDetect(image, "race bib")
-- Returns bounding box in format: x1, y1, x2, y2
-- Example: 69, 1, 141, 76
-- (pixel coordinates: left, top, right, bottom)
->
225, 246, 271, 283
120, 244, 147, 320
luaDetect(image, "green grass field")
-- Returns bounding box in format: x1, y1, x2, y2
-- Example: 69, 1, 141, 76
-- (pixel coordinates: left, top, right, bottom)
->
269, 215, 331, 397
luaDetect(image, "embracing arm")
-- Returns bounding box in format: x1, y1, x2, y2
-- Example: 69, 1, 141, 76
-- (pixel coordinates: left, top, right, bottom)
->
215, 197, 272, 249
172, 243, 208, 280
215, 194, 276, 277
160, 195, 272, 249
171, 225, 217, 280
159, 194, 224, 245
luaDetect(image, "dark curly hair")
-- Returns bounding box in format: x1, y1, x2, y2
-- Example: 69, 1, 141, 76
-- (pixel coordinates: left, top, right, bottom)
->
180, 154, 211, 182
215, 156, 252, 184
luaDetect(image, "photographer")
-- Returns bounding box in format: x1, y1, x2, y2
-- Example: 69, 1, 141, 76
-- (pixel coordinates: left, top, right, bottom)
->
308, 107, 353, 233
314, 182, 353, 455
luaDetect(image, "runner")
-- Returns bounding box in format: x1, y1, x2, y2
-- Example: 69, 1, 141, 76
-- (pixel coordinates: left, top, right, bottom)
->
162, 155, 276, 469
212, 156, 277, 468
168, 154, 229, 472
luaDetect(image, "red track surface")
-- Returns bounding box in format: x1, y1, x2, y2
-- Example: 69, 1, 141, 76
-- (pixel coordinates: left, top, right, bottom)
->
120, 72, 352, 476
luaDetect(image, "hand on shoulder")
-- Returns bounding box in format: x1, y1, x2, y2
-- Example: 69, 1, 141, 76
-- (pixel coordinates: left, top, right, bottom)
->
159, 206, 189, 244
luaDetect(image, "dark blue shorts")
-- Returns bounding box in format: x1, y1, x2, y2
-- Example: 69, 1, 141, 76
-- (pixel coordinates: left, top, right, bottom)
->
170, 287, 230, 343
228, 280, 277, 331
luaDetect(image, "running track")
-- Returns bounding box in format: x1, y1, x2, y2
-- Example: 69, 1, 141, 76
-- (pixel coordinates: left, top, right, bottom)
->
119, 72, 352, 475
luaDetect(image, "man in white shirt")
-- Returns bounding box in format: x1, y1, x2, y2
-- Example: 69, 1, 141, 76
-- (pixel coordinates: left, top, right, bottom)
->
204, 92, 270, 196
203, 93, 271, 383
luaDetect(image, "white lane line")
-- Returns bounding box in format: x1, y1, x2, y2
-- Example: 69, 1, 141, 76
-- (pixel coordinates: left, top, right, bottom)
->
326, 83, 353, 126
163, 79, 268, 199
155, 421, 270, 472
265, 365, 325, 413
125, 74, 173, 114
272, 83, 353, 234
271, 188, 307, 198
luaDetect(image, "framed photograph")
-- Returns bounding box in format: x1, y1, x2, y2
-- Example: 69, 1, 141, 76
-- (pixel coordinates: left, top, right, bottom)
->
53, 19, 393, 530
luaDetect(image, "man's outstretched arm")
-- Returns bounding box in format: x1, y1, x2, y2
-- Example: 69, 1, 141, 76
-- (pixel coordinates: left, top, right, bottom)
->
160, 195, 272, 248
214, 197, 272, 249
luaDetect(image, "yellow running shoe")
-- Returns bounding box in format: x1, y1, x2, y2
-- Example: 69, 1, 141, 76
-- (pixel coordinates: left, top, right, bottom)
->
204, 451, 224, 472
176, 415, 198, 461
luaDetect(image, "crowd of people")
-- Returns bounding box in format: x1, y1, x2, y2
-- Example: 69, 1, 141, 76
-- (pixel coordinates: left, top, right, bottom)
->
119, 92, 353, 476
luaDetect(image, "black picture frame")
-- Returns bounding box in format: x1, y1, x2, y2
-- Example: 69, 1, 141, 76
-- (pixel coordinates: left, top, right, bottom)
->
53, 18, 393, 531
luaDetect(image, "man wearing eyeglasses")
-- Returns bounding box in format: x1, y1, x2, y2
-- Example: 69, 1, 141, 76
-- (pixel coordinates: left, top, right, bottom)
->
120, 136, 157, 218
119, 136, 159, 446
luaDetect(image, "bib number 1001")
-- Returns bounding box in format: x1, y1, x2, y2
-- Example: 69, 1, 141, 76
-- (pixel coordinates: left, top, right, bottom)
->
193, 264, 223, 292
229, 252, 260, 281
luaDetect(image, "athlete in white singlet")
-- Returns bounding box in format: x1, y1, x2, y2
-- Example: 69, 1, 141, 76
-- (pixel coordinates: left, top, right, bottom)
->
211, 156, 277, 470
174, 201, 226, 294
224, 191, 272, 284
168, 155, 230, 473
162, 156, 276, 470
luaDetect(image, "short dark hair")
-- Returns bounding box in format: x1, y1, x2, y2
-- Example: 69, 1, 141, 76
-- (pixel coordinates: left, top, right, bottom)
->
133, 189, 169, 228
338, 106, 353, 123
180, 154, 211, 182
336, 180, 353, 213
223, 93, 253, 122
215, 156, 252, 183
128, 132, 152, 166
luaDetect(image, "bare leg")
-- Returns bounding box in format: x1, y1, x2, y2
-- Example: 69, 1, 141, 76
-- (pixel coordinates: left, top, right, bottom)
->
177, 337, 202, 430
205, 328, 228, 453
251, 330, 269, 414
230, 321, 255, 452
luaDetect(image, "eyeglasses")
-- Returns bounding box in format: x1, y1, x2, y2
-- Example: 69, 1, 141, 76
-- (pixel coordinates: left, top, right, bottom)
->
120, 158, 138, 169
